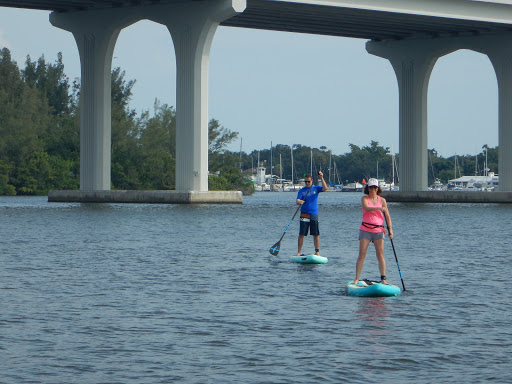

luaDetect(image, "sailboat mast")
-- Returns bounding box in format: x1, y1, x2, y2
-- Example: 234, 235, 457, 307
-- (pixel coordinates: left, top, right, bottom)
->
310, 150, 313, 175
270, 142, 273, 190
485, 146, 488, 176
329, 150, 332, 184
291, 146, 294, 185
239, 137, 242, 172
392, 153, 395, 185
280, 153, 282, 180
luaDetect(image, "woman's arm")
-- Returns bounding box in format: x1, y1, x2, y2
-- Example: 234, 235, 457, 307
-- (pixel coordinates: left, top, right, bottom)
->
361, 196, 385, 212
382, 198, 393, 238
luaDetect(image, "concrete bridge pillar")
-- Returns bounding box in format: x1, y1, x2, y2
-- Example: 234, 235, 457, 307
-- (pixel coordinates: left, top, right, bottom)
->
482, 38, 512, 192
367, 40, 441, 192
147, 0, 246, 191
50, 12, 125, 191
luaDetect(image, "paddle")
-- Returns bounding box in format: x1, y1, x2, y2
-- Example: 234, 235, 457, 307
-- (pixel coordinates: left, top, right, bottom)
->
384, 215, 406, 291
269, 186, 311, 256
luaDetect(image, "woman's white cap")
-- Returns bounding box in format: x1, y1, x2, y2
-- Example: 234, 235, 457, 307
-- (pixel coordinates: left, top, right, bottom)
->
368, 178, 379, 187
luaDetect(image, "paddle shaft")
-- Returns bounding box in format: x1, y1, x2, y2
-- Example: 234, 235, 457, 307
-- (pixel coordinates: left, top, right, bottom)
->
269, 186, 311, 255
385, 215, 406, 291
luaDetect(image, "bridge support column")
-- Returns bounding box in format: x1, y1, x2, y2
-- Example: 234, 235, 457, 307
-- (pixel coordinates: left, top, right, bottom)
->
50, 12, 122, 191
367, 40, 440, 191
484, 39, 512, 192
148, 0, 246, 191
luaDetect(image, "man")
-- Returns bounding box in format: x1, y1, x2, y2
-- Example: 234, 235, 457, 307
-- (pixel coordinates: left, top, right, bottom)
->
296, 171, 327, 256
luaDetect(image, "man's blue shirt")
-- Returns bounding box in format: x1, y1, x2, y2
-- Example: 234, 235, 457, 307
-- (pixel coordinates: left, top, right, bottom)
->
297, 185, 323, 215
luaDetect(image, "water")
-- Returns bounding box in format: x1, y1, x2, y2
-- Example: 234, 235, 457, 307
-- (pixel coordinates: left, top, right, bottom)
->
1, 193, 511, 383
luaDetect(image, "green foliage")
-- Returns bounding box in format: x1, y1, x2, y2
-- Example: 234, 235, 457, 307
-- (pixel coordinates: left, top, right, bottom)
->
209, 118, 238, 154
10, 152, 78, 195
0, 159, 16, 195
208, 119, 253, 193
338, 141, 392, 183
208, 172, 254, 195
136, 101, 176, 189
0, 48, 50, 166
110, 67, 141, 189
22, 53, 71, 116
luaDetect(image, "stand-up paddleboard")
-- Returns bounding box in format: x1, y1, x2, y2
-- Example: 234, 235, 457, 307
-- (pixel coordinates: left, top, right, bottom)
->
291, 254, 328, 264
346, 279, 401, 297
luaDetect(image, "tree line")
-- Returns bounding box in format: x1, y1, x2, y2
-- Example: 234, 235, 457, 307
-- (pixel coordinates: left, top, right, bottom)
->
0, 48, 499, 196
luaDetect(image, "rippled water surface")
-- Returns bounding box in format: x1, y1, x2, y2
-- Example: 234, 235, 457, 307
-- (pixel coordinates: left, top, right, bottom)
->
1, 193, 511, 383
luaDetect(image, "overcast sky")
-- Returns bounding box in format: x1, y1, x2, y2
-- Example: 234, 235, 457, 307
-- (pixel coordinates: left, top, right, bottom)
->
0, 6, 499, 157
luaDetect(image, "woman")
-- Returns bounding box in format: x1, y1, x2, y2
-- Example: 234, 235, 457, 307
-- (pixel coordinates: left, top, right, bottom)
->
353, 178, 393, 285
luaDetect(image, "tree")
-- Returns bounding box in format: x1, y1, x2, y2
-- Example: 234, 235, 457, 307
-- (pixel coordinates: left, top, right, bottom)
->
110, 67, 140, 189
208, 118, 238, 154
0, 48, 49, 167
208, 119, 253, 193
137, 101, 176, 189
22, 53, 71, 116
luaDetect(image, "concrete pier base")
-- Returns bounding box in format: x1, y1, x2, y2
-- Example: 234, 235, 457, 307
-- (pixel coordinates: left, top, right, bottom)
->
48, 190, 243, 204
382, 191, 512, 204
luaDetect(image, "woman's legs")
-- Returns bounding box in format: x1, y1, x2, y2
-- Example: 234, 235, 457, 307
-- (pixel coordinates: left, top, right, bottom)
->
354, 238, 371, 284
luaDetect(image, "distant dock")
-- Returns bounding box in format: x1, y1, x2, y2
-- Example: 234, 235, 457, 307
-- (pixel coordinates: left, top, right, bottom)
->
382, 191, 512, 204
48, 190, 243, 204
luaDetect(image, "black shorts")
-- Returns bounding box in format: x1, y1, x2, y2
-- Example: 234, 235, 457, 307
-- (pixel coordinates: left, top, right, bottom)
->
299, 214, 319, 236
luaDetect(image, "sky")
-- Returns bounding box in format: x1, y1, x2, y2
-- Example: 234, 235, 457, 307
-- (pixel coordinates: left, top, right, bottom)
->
0, 6, 499, 158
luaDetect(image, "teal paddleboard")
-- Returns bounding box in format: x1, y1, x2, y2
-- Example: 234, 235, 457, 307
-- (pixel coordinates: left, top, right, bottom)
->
291, 254, 328, 264
346, 280, 401, 297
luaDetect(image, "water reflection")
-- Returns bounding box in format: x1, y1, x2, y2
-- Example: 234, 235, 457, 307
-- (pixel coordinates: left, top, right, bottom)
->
355, 298, 392, 349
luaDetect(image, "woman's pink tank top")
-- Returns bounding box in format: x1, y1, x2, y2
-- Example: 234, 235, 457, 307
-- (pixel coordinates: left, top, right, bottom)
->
359, 195, 385, 233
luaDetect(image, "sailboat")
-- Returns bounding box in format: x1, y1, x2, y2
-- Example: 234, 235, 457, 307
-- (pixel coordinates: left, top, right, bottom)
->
285, 145, 302, 192
325, 151, 343, 191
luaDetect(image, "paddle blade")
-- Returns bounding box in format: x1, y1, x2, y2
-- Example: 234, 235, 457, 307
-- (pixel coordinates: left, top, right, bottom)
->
269, 241, 280, 256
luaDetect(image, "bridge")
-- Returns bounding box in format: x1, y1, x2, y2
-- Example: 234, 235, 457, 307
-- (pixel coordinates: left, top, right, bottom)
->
2, 0, 512, 203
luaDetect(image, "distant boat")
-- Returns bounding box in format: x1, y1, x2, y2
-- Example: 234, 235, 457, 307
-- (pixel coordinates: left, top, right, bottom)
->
326, 183, 343, 192
447, 172, 498, 191
342, 182, 363, 192
254, 183, 271, 192
377, 179, 392, 191
429, 178, 445, 191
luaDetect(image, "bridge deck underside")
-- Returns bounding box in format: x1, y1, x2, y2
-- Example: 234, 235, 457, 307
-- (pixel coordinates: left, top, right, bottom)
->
223, 0, 512, 40
1, 0, 511, 40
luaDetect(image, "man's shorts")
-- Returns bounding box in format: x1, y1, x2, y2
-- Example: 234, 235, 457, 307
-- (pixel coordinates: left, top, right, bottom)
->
299, 214, 319, 236
359, 230, 384, 241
